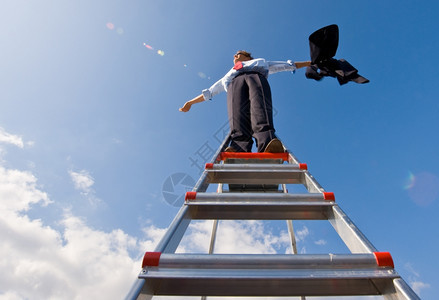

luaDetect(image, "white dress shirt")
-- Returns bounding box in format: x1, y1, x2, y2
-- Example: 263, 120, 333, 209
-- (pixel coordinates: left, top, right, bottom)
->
202, 58, 297, 101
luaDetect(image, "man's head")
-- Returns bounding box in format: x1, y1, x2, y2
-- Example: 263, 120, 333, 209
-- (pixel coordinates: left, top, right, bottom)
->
234, 50, 253, 64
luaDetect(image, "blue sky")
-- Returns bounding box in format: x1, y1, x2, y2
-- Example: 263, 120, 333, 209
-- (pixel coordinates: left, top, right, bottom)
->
1, 0, 438, 299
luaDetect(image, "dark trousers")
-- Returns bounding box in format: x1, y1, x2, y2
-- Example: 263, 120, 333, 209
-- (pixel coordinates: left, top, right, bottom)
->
227, 72, 276, 152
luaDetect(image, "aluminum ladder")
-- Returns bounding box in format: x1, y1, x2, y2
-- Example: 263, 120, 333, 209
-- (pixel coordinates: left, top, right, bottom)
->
126, 134, 420, 300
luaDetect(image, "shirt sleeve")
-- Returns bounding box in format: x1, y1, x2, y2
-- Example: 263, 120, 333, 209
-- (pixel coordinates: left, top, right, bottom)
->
202, 78, 224, 100
201, 68, 235, 100
267, 60, 297, 75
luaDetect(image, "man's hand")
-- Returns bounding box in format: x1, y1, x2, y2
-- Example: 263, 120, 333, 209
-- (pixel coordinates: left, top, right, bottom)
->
179, 94, 205, 112
179, 101, 192, 112
295, 61, 312, 69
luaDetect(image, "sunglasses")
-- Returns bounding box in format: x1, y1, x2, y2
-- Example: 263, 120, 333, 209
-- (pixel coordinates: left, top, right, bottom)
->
235, 52, 249, 57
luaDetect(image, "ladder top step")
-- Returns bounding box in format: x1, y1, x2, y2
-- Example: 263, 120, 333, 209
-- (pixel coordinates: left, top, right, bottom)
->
218, 152, 289, 161
205, 163, 308, 170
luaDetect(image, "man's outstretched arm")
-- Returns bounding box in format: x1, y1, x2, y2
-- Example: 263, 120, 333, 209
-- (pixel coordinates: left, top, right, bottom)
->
179, 94, 205, 112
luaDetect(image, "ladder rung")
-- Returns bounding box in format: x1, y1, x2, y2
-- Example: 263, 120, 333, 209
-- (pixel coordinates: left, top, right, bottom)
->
143, 253, 394, 269
139, 254, 399, 297
205, 163, 307, 171
185, 201, 335, 220
185, 192, 332, 203
205, 168, 304, 184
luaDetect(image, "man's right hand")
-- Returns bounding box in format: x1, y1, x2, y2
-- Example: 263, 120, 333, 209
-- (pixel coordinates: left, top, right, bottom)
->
179, 94, 205, 112
179, 101, 192, 112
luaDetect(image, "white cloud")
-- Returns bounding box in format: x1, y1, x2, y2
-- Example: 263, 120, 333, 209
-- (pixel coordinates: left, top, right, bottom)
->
69, 169, 94, 194
26, 140, 35, 147
177, 220, 292, 254
214, 220, 291, 254
0, 166, 51, 212
69, 169, 102, 206
0, 212, 146, 299
139, 224, 168, 252
295, 225, 309, 242
314, 239, 327, 245
0, 162, 161, 300
404, 262, 430, 296
0, 127, 24, 148
411, 281, 430, 295
0, 128, 165, 299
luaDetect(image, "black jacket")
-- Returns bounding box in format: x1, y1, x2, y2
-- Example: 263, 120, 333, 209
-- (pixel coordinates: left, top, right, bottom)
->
305, 24, 369, 85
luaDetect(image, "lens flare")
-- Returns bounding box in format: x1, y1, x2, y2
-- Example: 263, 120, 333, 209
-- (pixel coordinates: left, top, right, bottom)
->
140, 43, 207, 78
106, 22, 115, 30
405, 171, 439, 207
143, 43, 154, 50
403, 171, 415, 190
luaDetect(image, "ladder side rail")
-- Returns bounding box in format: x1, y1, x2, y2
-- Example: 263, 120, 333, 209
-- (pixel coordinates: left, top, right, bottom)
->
208, 220, 218, 254
213, 132, 231, 158
202, 185, 222, 300
388, 278, 421, 300
286, 218, 306, 300
287, 220, 299, 254
287, 151, 326, 194
327, 204, 378, 253
279, 138, 376, 250
282, 183, 300, 256
125, 279, 150, 300
302, 171, 326, 193
192, 170, 210, 193
152, 132, 227, 252
208, 184, 222, 255
287, 149, 301, 165
281, 137, 420, 299
279, 141, 324, 196
284, 181, 306, 300
150, 131, 230, 250
152, 135, 229, 263
278, 138, 326, 194
154, 205, 192, 253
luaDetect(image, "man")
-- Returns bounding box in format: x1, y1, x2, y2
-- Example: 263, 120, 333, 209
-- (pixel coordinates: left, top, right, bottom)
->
180, 50, 310, 153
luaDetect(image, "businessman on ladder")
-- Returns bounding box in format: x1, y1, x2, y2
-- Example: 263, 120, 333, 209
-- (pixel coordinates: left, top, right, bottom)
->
180, 50, 310, 153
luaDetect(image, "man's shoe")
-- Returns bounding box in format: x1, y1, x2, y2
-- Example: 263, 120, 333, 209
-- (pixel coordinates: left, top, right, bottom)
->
264, 138, 284, 153
224, 146, 237, 152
